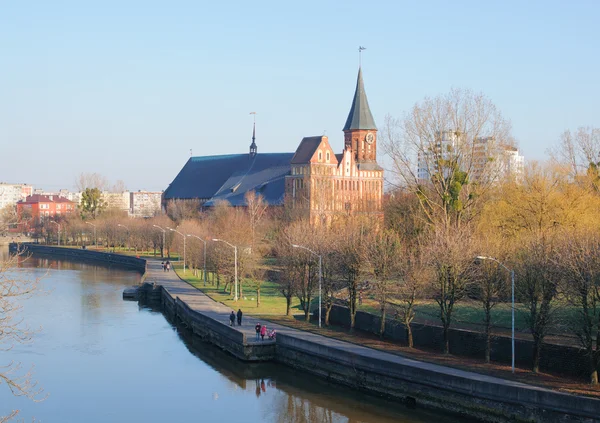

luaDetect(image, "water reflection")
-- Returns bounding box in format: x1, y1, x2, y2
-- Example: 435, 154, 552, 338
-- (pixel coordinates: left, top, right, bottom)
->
0, 250, 466, 423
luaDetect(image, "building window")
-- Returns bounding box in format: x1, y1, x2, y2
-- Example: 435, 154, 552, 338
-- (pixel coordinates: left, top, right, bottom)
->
318, 151, 322, 161
326, 151, 330, 162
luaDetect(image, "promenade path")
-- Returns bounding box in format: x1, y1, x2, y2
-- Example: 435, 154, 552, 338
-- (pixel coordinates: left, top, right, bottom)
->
144, 259, 557, 394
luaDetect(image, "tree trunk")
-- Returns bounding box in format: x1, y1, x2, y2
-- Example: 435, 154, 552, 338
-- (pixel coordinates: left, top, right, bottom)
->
589, 350, 598, 385
484, 308, 492, 363
325, 306, 331, 326
256, 287, 261, 307
379, 306, 386, 338
285, 296, 291, 316
304, 306, 310, 321
532, 336, 542, 374
443, 325, 450, 355
406, 324, 414, 348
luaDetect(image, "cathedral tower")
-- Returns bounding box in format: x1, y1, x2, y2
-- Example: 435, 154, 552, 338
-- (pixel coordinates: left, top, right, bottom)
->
343, 68, 377, 163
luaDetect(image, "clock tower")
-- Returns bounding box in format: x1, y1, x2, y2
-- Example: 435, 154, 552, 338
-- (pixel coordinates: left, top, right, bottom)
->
343, 67, 377, 163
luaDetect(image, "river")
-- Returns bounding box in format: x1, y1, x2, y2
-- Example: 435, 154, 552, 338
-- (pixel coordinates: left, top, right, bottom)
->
0, 251, 465, 422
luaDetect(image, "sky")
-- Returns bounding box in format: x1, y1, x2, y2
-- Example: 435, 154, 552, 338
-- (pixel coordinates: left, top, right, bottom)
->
1, 0, 599, 192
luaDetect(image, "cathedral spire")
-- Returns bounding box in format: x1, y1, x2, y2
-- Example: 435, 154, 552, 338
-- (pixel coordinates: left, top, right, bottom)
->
249, 112, 257, 157
343, 67, 377, 131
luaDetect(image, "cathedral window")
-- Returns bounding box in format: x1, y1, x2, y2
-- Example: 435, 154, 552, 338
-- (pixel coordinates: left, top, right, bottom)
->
326, 151, 330, 162
318, 151, 322, 161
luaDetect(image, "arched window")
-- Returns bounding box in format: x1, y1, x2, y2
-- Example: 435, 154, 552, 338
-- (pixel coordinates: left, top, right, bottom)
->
318, 151, 322, 161
326, 151, 330, 162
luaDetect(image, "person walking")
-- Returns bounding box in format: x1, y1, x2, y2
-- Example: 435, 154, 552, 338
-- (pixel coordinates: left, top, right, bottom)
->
255, 323, 261, 341
260, 324, 267, 341
236, 309, 243, 326
229, 311, 236, 326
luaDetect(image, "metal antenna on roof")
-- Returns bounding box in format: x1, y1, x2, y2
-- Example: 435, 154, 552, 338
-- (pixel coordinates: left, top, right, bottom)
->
358, 46, 366, 67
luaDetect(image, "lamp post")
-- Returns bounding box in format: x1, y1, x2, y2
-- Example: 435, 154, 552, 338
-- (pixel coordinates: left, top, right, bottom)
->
117, 224, 130, 251
152, 224, 167, 257
168, 227, 186, 274
292, 244, 322, 328
187, 234, 207, 286
85, 221, 97, 248
212, 238, 237, 301
476, 255, 516, 373
49, 221, 60, 246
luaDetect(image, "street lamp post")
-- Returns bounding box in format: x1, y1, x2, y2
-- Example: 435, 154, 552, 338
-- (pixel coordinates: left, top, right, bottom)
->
117, 224, 130, 251
476, 255, 516, 373
168, 227, 186, 274
212, 238, 237, 301
292, 244, 322, 328
49, 221, 60, 246
152, 224, 167, 258
187, 234, 207, 286
85, 222, 97, 248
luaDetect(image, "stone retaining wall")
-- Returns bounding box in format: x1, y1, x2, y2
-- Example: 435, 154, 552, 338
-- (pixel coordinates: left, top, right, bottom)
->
9, 243, 146, 273
276, 333, 600, 423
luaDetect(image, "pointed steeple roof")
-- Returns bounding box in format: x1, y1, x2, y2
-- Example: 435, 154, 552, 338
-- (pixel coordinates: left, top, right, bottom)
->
343, 67, 377, 131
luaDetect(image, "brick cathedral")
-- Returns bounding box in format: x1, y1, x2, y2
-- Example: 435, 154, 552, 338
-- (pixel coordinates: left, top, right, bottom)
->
163, 68, 384, 223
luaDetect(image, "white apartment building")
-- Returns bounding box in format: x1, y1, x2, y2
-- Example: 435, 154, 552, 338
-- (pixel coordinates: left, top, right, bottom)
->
33, 188, 82, 206
130, 191, 163, 218
103, 191, 131, 214
417, 132, 524, 184
0, 183, 33, 210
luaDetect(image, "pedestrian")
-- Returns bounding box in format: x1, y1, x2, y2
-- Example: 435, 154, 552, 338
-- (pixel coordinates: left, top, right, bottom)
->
161, 261, 166, 272
229, 311, 236, 326
260, 324, 267, 341
166, 260, 171, 272
255, 322, 261, 341
237, 308, 243, 326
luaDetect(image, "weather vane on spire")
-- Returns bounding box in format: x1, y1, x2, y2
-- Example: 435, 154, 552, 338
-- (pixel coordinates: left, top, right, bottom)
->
358, 46, 366, 67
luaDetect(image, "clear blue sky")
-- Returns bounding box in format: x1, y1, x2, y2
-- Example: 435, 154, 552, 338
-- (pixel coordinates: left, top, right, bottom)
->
1, 0, 598, 191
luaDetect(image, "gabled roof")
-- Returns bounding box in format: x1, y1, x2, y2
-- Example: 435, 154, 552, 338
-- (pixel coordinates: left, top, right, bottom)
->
290, 136, 324, 164
343, 68, 377, 131
18, 194, 73, 204
164, 153, 294, 206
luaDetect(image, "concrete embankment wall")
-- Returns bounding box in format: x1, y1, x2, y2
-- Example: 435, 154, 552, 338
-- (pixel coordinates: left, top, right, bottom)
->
327, 304, 589, 379
138, 283, 276, 362
10, 243, 146, 273
276, 333, 600, 423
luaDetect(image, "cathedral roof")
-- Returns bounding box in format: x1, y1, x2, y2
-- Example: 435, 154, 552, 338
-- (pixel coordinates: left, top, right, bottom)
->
163, 153, 294, 206
290, 136, 325, 164
343, 68, 377, 131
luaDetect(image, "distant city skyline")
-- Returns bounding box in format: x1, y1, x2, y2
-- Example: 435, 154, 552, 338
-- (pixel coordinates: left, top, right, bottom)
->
1, 0, 599, 191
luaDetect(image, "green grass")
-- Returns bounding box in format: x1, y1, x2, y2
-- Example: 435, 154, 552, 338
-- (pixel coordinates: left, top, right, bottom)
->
362, 298, 579, 334
177, 270, 304, 316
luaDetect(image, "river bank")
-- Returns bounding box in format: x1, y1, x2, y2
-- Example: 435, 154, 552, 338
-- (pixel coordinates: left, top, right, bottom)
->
12, 243, 600, 423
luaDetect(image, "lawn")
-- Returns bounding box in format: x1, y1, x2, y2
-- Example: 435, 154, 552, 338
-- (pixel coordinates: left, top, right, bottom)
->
177, 269, 304, 316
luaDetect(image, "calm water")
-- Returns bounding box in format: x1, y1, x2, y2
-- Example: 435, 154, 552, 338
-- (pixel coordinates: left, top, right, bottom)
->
0, 250, 463, 423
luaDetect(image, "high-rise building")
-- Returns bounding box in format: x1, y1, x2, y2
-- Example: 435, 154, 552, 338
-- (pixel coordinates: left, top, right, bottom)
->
130, 191, 163, 218
417, 132, 524, 184
0, 183, 33, 210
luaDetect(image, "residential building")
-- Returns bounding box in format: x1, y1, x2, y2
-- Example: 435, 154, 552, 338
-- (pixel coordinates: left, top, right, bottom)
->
417, 132, 524, 184
0, 183, 33, 210
103, 191, 131, 214
16, 194, 76, 231
130, 191, 163, 218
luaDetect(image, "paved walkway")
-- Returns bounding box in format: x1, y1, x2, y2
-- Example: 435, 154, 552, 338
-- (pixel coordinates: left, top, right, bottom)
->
144, 259, 556, 392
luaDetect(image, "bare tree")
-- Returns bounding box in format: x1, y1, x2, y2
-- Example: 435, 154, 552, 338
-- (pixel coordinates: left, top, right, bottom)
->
425, 225, 477, 354
1, 251, 46, 421
381, 88, 513, 230
516, 235, 559, 374
550, 126, 600, 181
362, 229, 401, 337
556, 230, 600, 384
333, 220, 365, 330
75, 172, 108, 191
395, 247, 428, 348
